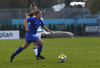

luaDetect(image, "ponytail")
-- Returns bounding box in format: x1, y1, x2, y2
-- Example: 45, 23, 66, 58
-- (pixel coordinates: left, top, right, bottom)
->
26, 10, 41, 18
25, 12, 35, 18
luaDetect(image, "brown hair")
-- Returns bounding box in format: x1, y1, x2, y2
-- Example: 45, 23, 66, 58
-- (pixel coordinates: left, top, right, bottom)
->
26, 10, 41, 18
26, 12, 34, 18
34, 10, 41, 16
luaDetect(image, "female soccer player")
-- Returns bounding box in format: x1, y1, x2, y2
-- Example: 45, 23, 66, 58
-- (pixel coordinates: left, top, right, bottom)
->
10, 10, 53, 63
27, 3, 38, 56
27, 3, 43, 56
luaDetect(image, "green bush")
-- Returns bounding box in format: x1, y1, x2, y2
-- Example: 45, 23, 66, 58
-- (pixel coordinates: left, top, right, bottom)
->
78, 24, 82, 36
48, 23, 52, 30
1, 24, 5, 29
52, 24, 56, 31
66, 24, 70, 32
6, 23, 10, 29
71, 23, 74, 33
13, 24, 17, 29
9, 23, 13, 29
18, 24, 22, 29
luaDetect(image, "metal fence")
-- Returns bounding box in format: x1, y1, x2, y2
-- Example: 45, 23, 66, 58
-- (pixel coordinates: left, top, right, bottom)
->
0, 8, 99, 36
0, 8, 98, 20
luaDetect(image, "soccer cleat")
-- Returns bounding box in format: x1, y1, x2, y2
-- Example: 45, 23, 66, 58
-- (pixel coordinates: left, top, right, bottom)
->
10, 54, 14, 63
40, 55, 45, 59
36, 55, 40, 60
36, 55, 45, 60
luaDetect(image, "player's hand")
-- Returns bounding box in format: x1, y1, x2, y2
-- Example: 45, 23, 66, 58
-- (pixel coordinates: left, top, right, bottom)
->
50, 30, 53, 34
26, 28, 29, 32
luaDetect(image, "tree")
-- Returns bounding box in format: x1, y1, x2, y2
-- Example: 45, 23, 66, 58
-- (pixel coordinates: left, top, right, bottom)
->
52, 24, 57, 31
23, 24, 25, 29
18, 24, 22, 29
66, 24, 70, 32
78, 24, 82, 36
65, 0, 72, 6
6, 23, 9, 29
9, 23, 13, 29
88, 0, 100, 15
71, 23, 74, 33
48, 23, 52, 30
13, 24, 17, 29
1, 24, 5, 29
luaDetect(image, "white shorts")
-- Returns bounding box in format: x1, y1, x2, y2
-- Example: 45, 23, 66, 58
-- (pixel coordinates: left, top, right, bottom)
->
36, 33, 41, 39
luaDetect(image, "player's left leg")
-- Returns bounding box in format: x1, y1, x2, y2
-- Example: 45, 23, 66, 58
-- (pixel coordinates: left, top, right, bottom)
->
36, 38, 45, 60
31, 35, 45, 60
33, 32, 41, 56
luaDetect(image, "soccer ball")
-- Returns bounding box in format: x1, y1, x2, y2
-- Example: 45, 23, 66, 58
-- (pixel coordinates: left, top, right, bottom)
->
58, 54, 67, 62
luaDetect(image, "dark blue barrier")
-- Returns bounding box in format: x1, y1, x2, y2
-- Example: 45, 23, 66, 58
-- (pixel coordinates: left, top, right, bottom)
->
83, 23, 100, 35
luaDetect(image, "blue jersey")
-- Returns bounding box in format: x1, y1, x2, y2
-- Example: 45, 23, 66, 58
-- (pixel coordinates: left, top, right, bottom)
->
27, 17, 44, 34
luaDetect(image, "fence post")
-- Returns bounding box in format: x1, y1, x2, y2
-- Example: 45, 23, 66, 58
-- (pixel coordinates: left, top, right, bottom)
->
20, 9, 21, 19
0, 25, 1, 29
83, 8, 85, 19
74, 16, 78, 36
63, 8, 65, 19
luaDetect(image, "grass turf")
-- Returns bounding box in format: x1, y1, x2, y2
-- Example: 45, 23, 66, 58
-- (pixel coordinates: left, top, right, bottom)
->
0, 37, 100, 68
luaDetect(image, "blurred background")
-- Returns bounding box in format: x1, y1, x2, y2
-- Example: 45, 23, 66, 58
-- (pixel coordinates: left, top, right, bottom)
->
0, 0, 100, 39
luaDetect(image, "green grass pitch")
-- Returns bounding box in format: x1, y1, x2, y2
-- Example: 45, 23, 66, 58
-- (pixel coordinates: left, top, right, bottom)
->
0, 37, 100, 68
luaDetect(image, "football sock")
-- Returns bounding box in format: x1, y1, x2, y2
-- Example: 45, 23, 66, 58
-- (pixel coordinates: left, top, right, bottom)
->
33, 46, 38, 55
14, 46, 23, 56
37, 44, 43, 56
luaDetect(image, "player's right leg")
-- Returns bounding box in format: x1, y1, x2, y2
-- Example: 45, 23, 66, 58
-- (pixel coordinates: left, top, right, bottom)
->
10, 41, 30, 63
33, 42, 38, 55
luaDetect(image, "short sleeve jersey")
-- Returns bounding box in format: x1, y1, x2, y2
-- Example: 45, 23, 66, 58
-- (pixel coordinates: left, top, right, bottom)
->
27, 17, 44, 34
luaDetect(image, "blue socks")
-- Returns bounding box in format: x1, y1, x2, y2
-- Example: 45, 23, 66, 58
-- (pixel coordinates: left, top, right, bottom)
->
14, 46, 23, 56
38, 44, 43, 56
13, 45, 42, 57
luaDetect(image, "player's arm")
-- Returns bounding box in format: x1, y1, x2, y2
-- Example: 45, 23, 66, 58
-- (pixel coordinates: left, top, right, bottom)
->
40, 19, 53, 34
43, 26, 53, 34
24, 18, 34, 32
24, 19, 29, 32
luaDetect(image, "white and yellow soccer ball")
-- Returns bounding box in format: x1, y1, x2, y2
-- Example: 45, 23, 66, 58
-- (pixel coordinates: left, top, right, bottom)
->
58, 54, 67, 62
